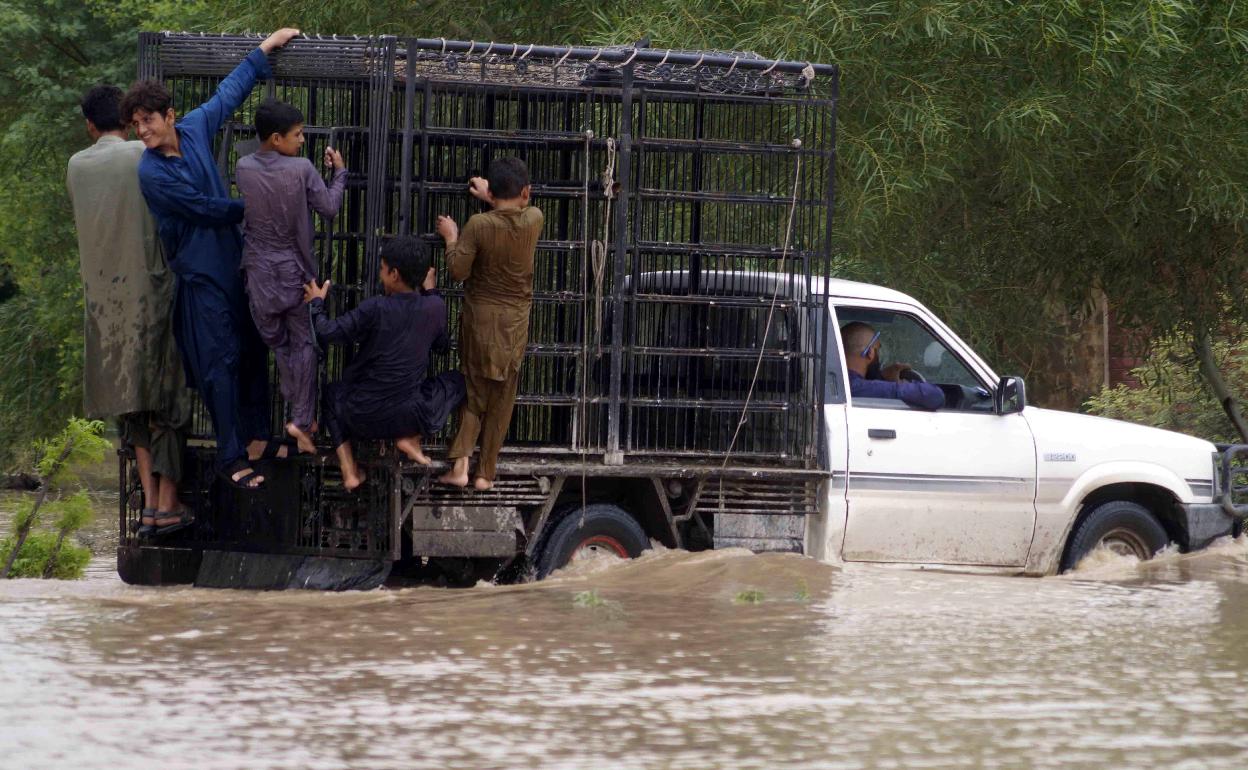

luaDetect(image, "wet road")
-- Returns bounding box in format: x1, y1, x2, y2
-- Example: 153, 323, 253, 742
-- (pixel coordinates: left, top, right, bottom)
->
3, 492, 1248, 769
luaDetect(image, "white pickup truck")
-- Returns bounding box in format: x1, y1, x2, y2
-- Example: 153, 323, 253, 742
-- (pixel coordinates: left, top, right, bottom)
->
811, 277, 1247, 574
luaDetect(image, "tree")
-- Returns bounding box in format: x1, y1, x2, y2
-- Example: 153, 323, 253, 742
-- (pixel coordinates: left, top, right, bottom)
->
0, 1, 206, 467
1, 417, 110, 579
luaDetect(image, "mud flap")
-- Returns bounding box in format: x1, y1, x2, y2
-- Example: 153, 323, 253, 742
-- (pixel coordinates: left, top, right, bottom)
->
194, 550, 391, 591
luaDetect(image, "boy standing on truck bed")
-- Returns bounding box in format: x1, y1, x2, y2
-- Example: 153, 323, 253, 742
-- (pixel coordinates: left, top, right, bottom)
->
67, 85, 191, 536
436, 158, 543, 491
236, 99, 348, 455
122, 27, 301, 492
303, 236, 465, 491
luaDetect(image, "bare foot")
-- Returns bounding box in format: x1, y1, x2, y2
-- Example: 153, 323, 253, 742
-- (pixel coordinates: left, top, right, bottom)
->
396, 437, 432, 465
439, 457, 470, 487
343, 469, 367, 492
439, 471, 469, 487
286, 422, 316, 455
473, 476, 494, 491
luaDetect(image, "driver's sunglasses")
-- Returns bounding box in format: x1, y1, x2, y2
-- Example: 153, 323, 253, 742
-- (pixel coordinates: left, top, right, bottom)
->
861, 331, 881, 358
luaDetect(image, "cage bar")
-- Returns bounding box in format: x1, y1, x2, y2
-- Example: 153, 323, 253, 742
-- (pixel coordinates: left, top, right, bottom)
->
141, 33, 836, 470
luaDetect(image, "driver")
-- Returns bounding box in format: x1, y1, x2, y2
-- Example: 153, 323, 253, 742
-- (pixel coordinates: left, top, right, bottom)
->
841, 322, 944, 409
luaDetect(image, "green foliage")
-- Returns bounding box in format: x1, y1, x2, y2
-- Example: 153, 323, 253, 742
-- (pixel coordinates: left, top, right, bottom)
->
572, 588, 605, 607
733, 588, 766, 604
0, 530, 90, 579
1085, 333, 1247, 443
50, 489, 94, 534
2, 417, 107, 580
5, 0, 1248, 445
571, 588, 624, 616
793, 579, 810, 603
0, 0, 151, 467
10, 498, 36, 531
34, 417, 110, 485
202, 0, 1248, 421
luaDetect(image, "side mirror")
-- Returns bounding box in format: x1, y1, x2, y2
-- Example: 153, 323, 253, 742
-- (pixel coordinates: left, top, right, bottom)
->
994, 375, 1026, 415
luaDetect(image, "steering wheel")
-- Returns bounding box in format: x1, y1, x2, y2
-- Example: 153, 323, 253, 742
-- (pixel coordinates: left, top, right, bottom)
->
899, 368, 927, 383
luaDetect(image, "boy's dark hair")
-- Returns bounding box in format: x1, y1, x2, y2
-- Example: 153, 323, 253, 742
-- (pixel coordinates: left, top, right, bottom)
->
120, 80, 172, 122
379, 236, 431, 289
255, 99, 304, 141
80, 85, 125, 132
487, 157, 530, 200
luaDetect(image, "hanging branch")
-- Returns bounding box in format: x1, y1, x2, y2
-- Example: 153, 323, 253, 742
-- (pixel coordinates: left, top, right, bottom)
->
1195, 331, 1248, 444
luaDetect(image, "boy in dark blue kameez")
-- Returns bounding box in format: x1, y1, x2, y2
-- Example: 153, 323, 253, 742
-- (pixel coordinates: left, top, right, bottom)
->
304, 237, 465, 491
123, 28, 300, 489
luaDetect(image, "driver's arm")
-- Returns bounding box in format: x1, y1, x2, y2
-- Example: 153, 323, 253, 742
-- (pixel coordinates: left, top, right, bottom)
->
895, 380, 945, 410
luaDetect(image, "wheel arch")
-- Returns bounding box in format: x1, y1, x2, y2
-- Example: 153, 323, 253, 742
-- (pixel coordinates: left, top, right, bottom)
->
542, 475, 678, 550
1059, 482, 1183, 568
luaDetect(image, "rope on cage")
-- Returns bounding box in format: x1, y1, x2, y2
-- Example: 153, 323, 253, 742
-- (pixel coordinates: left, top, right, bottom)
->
607, 48, 640, 70
591, 137, 617, 357
718, 138, 804, 484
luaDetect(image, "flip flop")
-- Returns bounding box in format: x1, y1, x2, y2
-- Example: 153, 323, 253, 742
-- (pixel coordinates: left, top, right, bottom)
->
218, 459, 266, 491
152, 508, 195, 537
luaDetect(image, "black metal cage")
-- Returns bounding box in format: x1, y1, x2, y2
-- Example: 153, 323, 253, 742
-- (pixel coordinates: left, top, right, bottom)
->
138, 33, 837, 469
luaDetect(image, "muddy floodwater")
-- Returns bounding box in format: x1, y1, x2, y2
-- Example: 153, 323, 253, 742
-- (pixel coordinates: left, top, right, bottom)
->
4, 491, 1248, 769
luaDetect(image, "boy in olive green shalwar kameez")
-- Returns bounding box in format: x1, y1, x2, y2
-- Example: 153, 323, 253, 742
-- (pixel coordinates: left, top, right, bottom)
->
437, 158, 543, 491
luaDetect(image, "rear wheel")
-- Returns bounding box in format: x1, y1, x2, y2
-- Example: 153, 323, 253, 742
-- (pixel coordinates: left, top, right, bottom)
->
1060, 500, 1169, 572
534, 504, 650, 579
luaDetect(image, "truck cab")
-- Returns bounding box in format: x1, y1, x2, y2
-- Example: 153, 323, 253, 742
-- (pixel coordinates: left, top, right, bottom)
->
814, 276, 1242, 575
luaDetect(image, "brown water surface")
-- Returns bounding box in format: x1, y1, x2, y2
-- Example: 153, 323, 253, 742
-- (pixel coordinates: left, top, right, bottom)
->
3, 491, 1248, 769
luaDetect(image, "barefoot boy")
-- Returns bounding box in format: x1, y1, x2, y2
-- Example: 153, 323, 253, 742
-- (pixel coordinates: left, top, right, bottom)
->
436, 158, 543, 491
236, 99, 347, 454
304, 236, 465, 491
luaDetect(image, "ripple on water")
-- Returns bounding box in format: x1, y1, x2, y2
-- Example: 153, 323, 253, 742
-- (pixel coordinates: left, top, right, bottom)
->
6, 503, 1248, 768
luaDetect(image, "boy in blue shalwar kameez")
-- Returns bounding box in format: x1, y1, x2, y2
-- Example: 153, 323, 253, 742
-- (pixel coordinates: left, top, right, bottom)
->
123, 28, 301, 490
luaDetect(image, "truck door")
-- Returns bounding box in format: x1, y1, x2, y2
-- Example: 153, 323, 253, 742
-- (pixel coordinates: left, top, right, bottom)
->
835, 304, 1038, 566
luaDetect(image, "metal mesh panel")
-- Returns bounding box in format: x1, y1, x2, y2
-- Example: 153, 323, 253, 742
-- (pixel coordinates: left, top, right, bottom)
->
138, 33, 396, 438
141, 33, 835, 469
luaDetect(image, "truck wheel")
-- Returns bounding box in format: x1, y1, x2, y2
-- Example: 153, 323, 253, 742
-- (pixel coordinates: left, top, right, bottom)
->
1060, 500, 1169, 572
535, 504, 650, 579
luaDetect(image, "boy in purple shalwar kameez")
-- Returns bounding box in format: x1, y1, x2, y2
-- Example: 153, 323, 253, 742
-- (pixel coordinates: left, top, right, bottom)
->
236, 99, 347, 453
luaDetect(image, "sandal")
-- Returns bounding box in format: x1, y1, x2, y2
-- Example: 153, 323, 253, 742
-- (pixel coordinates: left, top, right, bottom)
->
130, 507, 156, 533
152, 508, 195, 537
134, 507, 157, 538
251, 438, 293, 461
218, 459, 266, 491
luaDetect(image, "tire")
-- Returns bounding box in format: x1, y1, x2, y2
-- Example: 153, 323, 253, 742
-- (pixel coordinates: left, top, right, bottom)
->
534, 504, 650, 579
1060, 499, 1169, 572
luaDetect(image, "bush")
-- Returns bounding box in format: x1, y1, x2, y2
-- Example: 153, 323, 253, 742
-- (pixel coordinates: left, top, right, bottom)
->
1084, 335, 1247, 443
0, 531, 90, 579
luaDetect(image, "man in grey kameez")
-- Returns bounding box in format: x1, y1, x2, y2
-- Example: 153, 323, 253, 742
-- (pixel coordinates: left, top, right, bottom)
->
67, 85, 191, 534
